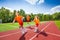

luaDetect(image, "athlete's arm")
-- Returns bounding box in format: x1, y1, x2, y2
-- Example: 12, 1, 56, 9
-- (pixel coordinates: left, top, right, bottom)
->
31, 19, 34, 22
12, 19, 15, 24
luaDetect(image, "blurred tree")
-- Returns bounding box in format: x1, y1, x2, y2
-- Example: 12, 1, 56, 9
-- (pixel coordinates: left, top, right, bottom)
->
30, 13, 34, 21
0, 7, 10, 23
0, 7, 60, 23
53, 12, 60, 20
19, 9, 25, 16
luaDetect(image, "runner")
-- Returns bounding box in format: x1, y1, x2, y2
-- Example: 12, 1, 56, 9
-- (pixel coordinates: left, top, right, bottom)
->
12, 11, 27, 35
33, 15, 40, 33
26, 15, 31, 26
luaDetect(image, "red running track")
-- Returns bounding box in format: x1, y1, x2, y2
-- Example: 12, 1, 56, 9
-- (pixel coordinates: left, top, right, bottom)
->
0, 21, 60, 40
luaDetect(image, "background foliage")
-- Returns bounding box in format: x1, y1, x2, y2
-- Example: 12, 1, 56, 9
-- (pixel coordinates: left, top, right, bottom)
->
0, 7, 60, 23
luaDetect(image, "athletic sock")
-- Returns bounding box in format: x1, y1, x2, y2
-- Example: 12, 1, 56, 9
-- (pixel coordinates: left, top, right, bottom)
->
34, 27, 38, 33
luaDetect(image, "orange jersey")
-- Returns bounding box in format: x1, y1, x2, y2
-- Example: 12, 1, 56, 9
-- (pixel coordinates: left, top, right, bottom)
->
14, 15, 23, 24
26, 15, 30, 21
34, 18, 40, 24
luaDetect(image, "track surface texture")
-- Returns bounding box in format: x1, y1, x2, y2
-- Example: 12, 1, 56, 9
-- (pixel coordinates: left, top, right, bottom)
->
0, 21, 60, 40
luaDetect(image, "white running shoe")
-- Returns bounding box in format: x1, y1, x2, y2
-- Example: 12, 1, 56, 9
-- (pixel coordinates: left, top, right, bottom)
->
20, 27, 27, 35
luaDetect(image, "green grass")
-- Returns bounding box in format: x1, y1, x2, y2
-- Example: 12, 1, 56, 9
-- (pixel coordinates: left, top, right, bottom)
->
0, 22, 35, 32
0, 21, 59, 32
55, 21, 60, 30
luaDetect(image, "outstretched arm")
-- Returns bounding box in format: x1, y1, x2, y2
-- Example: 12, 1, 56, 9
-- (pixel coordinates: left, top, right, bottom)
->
12, 19, 15, 24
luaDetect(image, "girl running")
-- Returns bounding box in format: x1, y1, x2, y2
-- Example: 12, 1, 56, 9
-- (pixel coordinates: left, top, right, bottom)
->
26, 15, 30, 26
12, 11, 27, 35
33, 15, 40, 33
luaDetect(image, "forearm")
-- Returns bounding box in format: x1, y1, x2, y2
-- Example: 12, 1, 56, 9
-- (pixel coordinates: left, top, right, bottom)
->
13, 19, 15, 23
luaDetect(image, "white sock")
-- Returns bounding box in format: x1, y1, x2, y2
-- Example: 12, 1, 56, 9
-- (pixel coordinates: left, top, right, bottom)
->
34, 27, 38, 32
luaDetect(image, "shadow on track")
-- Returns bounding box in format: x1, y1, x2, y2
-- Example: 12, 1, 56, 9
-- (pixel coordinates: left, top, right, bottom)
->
36, 31, 48, 37
19, 32, 27, 40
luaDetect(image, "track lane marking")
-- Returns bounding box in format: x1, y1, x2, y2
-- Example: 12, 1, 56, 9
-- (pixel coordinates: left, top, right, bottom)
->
0, 31, 20, 38
46, 32, 60, 37
29, 22, 51, 40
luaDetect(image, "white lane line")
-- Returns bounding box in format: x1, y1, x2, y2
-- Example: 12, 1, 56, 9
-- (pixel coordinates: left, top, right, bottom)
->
46, 32, 60, 37
0, 27, 33, 38
0, 28, 33, 38
0, 31, 20, 38
29, 22, 51, 40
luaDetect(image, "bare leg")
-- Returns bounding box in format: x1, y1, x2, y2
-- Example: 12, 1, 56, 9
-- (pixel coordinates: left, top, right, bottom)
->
34, 24, 39, 33
20, 26, 27, 35
34, 26, 38, 32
